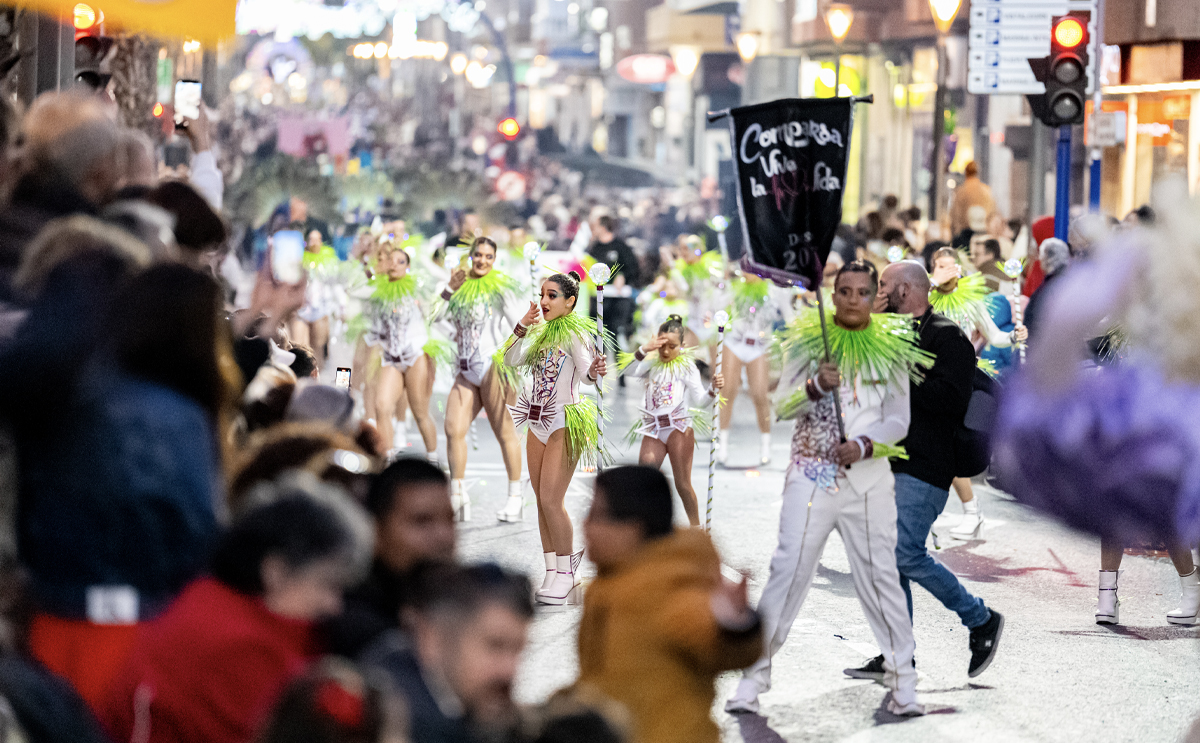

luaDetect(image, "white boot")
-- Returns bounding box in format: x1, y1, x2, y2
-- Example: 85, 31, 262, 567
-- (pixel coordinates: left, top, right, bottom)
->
1167, 568, 1200, 625
951, 497, 982, 539
496, 480, 524, 522
717, 430, 729, 465
759, 433, 771, 465
538, 552, 556, 593
724, 677, 761, 714
1096, 570, 1119, 625
450, 479, 471, 522
426, 450, 439, 466
537, 553, 582, 605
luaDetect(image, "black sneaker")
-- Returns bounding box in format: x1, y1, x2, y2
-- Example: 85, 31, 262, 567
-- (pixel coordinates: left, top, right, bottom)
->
844, 655, 884, 680
968, 609, 1004, 678
843, 654, 916, 680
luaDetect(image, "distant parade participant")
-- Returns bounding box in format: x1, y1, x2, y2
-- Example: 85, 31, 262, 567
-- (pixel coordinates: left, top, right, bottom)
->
673, 235, 726, 363
502, 271, 607, 605
726, 261, 927, 717
620, 314, 724, 527
364, 241, 450, 463
927, 247, 1026, 538
291, 229, 344, 369
439, 236, 526, 522
717, 272, 790, 467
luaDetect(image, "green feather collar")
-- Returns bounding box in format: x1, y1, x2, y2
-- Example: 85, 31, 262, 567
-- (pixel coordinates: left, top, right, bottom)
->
303, 246, 339, 270
676, 251, 724, 286
617, 346, 698, 374
777, 309, 933, 388
509, 311, 600, 372
730, 278, 770, 318
448, 269, 521, 314
371, 274, 419, 304
929, 271, 989, 324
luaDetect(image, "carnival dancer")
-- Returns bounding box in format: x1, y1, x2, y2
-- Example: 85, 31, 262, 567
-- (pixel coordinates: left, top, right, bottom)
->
439, 236, 526, 522
674, 235, 726, 362
292, 229, 345, 369
620, 314, 724, 527
717, 272, 790, 467
364, 242, 451, 463
502, 271, 608, 605
927, 247, 1027, 539
726, 261, 927, 717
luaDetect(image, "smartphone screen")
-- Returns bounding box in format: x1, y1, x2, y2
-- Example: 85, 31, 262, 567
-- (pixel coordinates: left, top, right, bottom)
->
272, 230, 305, 284
174, 79, 202, 121
334, 367, 352, 389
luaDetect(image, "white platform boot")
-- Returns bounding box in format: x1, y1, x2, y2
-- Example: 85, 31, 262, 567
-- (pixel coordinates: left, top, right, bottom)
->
537, 551, 583, 605
496, 480, 524, 522
1166, 568, 1200, 625
450, 479, 471, 522
538, 552, 556, 593
951, 497, 983, 539
1096, 570, 1119, 625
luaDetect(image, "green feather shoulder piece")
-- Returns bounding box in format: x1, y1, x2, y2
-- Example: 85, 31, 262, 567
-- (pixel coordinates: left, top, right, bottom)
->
777, 309, 934, 388
447, 270, 521, 314
370, 274, 419, 305
730, 277, 770, 318
506, 312, 612, 372
676, 251, 724, 287
617, 346, 697, 375
929, 272, 989, 325
303, 246, 340, 270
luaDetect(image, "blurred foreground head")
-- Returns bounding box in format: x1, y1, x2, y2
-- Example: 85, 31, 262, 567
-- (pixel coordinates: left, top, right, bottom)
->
585, 466, 673, 572
19, 91, 122, 205
366, 458, 454, 575
231, 421, 377, 510
408, 563, 533, 730
258, 657, 409, 743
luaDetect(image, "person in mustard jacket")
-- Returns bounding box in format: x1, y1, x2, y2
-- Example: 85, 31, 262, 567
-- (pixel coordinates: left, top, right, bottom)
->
574, 465, 762, 743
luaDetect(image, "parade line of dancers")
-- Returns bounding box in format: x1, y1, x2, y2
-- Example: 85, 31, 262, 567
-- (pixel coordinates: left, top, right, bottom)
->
286, 225, 1199, 665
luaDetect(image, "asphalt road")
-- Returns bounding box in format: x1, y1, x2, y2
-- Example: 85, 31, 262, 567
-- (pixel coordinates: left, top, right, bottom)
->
394, 376, 1200, 743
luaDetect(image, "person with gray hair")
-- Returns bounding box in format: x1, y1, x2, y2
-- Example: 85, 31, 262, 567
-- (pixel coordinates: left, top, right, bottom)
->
1023, 237, 1071, 340
842, 259, 1005, 683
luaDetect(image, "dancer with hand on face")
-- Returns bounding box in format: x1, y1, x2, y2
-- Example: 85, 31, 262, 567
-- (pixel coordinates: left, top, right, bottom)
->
620, 315, 723, 527
726, 260, 930, 718
502, 271, 608, 605
440, 236, 525, 522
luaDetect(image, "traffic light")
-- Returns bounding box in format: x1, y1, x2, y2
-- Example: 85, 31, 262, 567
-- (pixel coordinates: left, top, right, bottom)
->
1026, 13, 1090, 127
74, 3, 114, 91
497, 117, 521, 141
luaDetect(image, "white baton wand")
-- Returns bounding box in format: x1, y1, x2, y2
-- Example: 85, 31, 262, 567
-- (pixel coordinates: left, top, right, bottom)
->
589, 263, 612, 468
707, 309, 729, 532
524, 241, 542, 305
1003, 258, 1026, 364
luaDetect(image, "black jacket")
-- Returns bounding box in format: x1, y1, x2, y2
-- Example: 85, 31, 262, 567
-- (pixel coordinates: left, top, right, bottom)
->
891, 307, 975, 490
322, 559, 411, 658
588, 238, 641, 287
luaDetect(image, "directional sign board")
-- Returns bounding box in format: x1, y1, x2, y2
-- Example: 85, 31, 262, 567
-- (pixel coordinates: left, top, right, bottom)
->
967, 0, 1098, 95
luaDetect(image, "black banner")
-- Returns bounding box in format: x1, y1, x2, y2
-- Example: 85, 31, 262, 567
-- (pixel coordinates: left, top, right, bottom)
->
715, 97, 857, 290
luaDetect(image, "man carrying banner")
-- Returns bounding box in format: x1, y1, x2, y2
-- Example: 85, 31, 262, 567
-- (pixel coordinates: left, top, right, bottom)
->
725, 260, 928, 717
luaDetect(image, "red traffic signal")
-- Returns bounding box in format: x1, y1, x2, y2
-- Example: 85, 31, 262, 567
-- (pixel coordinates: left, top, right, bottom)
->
497, 117, 520, 140
1053, 17, 1085, 49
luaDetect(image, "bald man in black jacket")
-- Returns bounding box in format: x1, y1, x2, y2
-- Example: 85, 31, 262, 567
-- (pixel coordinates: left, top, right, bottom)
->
844, 260, 1004, 681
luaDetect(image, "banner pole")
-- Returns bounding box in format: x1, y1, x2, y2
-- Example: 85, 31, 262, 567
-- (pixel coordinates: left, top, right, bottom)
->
814, 287, 847, 442
706, 314, 728, 532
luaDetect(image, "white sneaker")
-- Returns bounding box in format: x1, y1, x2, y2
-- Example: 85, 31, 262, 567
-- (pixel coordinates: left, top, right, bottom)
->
724, 678, 760, 714
887, 697, 926, 716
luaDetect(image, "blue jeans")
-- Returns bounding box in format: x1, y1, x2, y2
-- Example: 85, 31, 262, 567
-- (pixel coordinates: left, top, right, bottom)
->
893, 473, 990, 629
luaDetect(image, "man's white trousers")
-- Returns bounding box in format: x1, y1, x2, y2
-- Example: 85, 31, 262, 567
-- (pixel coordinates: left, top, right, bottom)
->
742, 468, 919, 706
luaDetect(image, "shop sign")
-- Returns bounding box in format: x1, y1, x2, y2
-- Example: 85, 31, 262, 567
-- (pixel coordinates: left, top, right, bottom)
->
616, 54, 676, 85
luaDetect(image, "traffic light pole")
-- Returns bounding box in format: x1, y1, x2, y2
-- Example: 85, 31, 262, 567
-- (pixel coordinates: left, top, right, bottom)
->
1055, 124, 1071, 240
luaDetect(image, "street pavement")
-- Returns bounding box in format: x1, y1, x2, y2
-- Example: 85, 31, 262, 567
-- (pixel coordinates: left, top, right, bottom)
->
397, 377, 1200, 743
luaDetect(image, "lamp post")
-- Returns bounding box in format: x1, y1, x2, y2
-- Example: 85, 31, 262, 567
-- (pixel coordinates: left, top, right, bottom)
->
927, 0, 963, 223
735, 32, 759, 65
824, 4, 853, 96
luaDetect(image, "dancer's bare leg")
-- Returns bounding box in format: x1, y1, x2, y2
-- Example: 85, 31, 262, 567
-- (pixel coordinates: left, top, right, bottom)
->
445, 377, 483, 480
404, 356, 438, 454
532, 428, 577, 555
479, 367, 522, 482
667, 429, 699, 526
